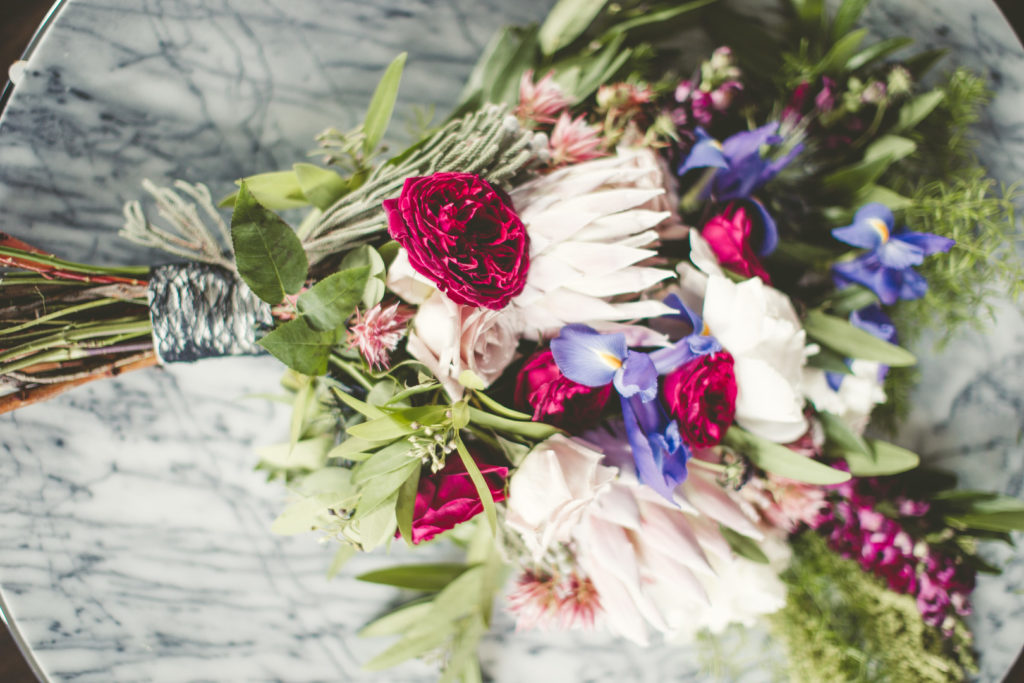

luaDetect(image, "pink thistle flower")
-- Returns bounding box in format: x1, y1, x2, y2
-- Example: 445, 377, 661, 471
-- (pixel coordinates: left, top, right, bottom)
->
516, 70, 572, 125
548, 112, 604, 167
345, 302, 412, 369
506, 570, 602, 632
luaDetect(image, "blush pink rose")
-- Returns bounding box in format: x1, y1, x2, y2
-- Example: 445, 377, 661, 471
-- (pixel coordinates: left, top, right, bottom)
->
408, 453, 508, 544
383, 172, 529, 310
662, 351, 737, 448
700, 204, 772, 283
514, 349, 612, 431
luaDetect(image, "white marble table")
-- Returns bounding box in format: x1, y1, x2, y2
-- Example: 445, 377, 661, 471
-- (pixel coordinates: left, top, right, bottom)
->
0, 1, 1022, 681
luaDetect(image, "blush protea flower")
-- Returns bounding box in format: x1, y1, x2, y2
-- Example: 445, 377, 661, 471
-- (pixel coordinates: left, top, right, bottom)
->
506, 569, 601, 631
345, 302, 412, 369
548, 112, 605, 166
516, 70, 572, 125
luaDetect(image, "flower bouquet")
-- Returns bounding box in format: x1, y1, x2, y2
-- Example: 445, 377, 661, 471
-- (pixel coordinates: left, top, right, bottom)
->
2, 0, 1023, 680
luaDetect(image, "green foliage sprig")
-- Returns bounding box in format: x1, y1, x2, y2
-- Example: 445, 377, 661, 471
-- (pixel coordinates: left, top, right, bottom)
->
771, 533, 978, 683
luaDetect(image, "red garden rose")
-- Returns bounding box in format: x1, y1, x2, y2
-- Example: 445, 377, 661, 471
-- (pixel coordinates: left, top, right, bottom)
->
701, 203, 772, 284
408, 453, 508, 545
662, 351, 737, 448
514, 349, 612, 432
383, 172, 529, 310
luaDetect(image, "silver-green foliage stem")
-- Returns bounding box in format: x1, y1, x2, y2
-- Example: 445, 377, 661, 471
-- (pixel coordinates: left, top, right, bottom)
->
304, 105, 538, 263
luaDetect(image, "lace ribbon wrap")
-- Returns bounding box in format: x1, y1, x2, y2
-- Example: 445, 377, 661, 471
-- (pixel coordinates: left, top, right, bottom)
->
148, 263, 272, 363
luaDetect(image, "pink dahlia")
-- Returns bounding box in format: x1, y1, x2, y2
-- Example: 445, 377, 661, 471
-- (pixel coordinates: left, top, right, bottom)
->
345, 302, 412, 369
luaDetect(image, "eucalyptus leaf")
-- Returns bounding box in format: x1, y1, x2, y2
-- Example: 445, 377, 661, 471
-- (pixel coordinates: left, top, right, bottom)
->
296, 266, 370, 331
293, 162, 348, 210
804, 310, 916, 366
353, 439, 419, 482
844, 439, 920, 476
331, 386, 387, 419
258, 317, 337, 376
363, 620, 452, 671
455, 437, 497, 534
231, 181, 309, 304
806, 347, 854, 375
723, 427, 851, 485
339, 245, 387, 308
289, 376, 314, 449
359, 599, 434, 637
356, 460, 419, 516
720, 526, 770, 564
352, 496, 398, 551
363, 52, 407, 155
863, 135, 917, 163
357, 563, 473, 591
537, 0, 608, 56
271, 491, 348, 535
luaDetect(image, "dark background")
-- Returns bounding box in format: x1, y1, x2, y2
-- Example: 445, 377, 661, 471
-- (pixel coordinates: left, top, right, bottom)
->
0, 1, 1022, 682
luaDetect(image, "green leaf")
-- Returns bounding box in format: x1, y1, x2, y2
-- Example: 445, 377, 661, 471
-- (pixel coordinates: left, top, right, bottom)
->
853, 184, 914, 211
256, 435, 333, 471
296, 266, 370, 331
538, 0, 608, 55
723, 427, 851, 485
326, 544, 357, 580
790, 0, 825, 33
599, 0, 717, 38
455, 437, 497, 534
472, 390, 533, 421
468, 406, 560, 440
844, 439, 920, 476
818, 410, 871, 459
231, 181, 309, 304
395, 461, 421, 546
331, 385, 386, 419
819, 28, 867, 75
806, 347, 854, 375
352, 496, 398, 550
720, 526, 770, 564
946, 509, 1024, 533
221, 170, 309, 210
352, 439, 418, 482
458, 370, 488, 391
453, 26, 522, 113
289, 375, 314, 449
258, 317, 337, 376
359, 599, 434, 637
803, 310, 917, 366
357, 563, 473, 591
293, 162, 348, 210
892, 89, 945, 133
363, 620, 452, 671
830, 0, 871, 44
271, 489, 351, 534
339, 245, 387, 308
828, 284, 878, 316
846, 36, 914, 71
863, 135, 917, 163
363, 52, 407, 155
488, 28, 540, 106
356, 460, 420, 517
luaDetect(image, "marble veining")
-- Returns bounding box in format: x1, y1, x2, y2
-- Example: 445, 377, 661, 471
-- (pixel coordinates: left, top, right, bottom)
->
0, 0, 1022, 681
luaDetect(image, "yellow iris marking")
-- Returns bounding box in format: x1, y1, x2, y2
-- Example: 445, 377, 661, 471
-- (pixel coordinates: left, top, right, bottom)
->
869, 217, 890, 243
711, 140, 723, 150
597, 351, 623, 370
702, 322, 712, 336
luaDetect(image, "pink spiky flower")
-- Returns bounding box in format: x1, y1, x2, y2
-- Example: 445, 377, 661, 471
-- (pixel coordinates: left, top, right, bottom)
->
506, 569, 601, 631
516, 70, 572, 125
346, 302, 413, 369
548, 112, 605, 167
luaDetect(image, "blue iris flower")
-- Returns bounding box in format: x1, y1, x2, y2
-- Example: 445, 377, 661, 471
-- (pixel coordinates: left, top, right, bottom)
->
826, 304, 898, 391
550, 310, 719, 502
830, 203, 954, 305
677, 123, 802, 256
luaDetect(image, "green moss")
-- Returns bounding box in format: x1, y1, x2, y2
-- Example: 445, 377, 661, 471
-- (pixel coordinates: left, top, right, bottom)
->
770, 533, 978, 683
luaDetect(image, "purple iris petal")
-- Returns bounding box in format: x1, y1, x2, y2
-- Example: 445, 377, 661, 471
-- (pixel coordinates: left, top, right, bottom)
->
720, 122, 781, 161
833, 254, 901, 305
620, 393, 690, 501
677, 127, 728, 176
650, 295, 722, 374
614, 351, 659, 402
713, 122, 795, 200
877, 238, 925, 269
892, 230, 955, 256
550, 324, 627, 388
746, 197, 779, 256
831, 203, 893, 250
